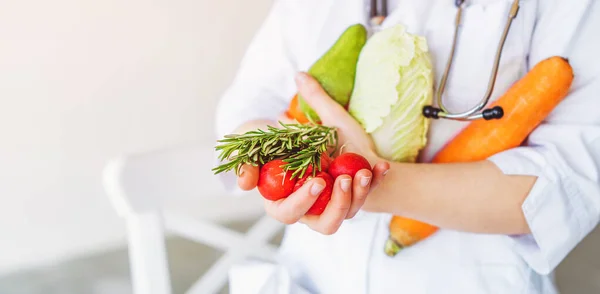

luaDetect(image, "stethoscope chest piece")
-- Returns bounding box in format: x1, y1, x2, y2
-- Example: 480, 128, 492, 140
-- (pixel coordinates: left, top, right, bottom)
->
370, 0, 521, 121
423, 105, 504, 120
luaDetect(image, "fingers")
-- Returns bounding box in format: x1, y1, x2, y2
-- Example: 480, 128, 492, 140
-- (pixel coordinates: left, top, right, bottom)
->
346, 169, 373, 219
237, 164, 259, 191
300, 176, 352, 235
264, 162, 391, 233
264, 178, 325, 225
370, 161, 391, 191
294, 72, 349, 125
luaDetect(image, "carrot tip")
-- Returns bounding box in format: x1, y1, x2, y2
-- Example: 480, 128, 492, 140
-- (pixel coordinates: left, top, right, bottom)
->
384, 238, 404, 257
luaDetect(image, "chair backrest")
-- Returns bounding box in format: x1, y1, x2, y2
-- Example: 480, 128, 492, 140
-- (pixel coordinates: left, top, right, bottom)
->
103, 145, 263, 219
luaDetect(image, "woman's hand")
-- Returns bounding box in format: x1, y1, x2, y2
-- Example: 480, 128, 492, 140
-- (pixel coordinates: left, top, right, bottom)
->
235, 72, 389, 235
294, 72, 382, 165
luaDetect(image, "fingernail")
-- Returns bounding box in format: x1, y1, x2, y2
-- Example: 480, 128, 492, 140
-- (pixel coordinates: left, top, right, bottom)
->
383, 169, 389, 176
310, 182, 325, 196
295, 72, 308, 84
341, 178, 351, 192
360, 176, 371, 187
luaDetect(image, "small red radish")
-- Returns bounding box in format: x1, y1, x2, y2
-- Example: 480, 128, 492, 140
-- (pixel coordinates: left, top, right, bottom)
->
257, 160, 297, 201
303, 153, 332, 178
329, 152, 372, 179
293, 171, 334, 215
320, 153, 332, 171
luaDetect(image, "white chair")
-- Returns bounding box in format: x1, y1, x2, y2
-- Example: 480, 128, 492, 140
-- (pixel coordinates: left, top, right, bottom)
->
102, 144, 285, 294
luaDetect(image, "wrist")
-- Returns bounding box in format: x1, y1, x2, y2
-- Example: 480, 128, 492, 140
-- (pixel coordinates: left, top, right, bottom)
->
364, 162, 415, 214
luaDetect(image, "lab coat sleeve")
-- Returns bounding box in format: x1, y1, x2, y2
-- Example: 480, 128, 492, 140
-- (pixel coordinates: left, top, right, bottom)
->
487, 0, 600, 275
214, 1, 300, 140
212, 1, 303, 195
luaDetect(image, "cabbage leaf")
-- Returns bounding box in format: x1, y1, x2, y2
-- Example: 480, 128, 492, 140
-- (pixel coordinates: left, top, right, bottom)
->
348, 24, 434, 163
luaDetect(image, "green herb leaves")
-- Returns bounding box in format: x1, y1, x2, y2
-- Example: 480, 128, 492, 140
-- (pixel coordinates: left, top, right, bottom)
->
212, 122, 337, 179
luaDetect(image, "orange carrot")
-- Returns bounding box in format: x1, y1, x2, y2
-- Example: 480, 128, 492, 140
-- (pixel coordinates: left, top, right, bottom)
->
286, 94, 310, 124
385, 216, 439, 256
385, 56, 575, 256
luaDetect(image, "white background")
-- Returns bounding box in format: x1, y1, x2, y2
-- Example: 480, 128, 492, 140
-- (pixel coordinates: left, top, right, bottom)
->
0, 0, 273, 274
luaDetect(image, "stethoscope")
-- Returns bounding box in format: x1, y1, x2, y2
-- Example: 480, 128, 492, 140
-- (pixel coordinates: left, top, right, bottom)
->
370, 0, 521, 121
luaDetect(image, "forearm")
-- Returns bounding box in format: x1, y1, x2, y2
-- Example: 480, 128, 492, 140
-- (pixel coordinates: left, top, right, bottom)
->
370, 160, 537, 235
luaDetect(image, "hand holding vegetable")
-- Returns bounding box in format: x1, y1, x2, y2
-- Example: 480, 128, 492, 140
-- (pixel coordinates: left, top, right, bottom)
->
213, 73, 389, 235
293, 73, 390, 224
294, 73, 384, 166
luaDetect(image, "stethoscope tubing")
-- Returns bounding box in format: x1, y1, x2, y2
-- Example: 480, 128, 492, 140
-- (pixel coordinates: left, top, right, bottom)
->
369, 0, 521, 121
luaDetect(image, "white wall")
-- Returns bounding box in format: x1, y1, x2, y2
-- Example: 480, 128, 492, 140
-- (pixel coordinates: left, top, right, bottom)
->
0, 0, 273, 274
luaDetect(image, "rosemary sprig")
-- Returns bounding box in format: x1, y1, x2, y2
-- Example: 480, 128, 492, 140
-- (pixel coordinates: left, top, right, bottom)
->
212, 122, 337, 179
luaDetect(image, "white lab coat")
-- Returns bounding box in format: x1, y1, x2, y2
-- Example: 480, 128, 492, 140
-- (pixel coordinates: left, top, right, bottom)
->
215, 0, 600, 293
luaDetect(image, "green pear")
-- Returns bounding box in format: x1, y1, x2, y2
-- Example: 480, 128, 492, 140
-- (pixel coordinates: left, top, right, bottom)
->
298, 24, 368, 123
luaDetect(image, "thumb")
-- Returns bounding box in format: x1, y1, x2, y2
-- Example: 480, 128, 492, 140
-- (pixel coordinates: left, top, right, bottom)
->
295, 72, 347, 124
237, 164, 259, 191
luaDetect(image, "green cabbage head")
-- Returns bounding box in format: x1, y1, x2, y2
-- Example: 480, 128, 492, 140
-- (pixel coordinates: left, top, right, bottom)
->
348, 24, 434, 163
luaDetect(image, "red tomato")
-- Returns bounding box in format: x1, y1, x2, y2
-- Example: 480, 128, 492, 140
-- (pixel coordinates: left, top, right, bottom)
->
329, 152, 372, 179
293, 171, 334, 216
293, 174, 308, 192
302, 153, 332, 179
257, 160, 297, 201
320, 153, 332, 171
